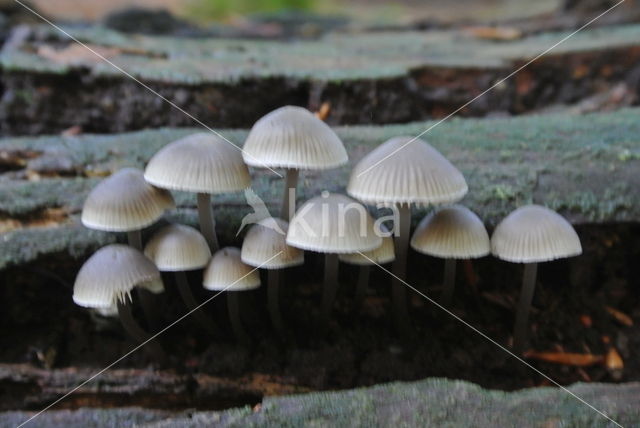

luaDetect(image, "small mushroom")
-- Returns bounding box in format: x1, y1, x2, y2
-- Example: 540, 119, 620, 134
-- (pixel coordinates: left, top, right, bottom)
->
203, 247, 260, 344
242, 106, 348, 220
144, 133, 251, 251
410, 205, 489, 306
492, 205, 582, 354
241, 218, 303, 339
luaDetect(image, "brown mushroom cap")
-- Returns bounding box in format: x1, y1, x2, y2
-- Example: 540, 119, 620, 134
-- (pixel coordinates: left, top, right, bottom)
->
144, 224, 211, 272
241, 218, 304, 269
491, 205, 582, 263
203, 247, 260, 291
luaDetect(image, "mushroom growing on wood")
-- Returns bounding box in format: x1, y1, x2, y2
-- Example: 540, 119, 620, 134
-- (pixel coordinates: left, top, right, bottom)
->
347, 136, 467, 332
410, 205, 489, 306
242, 106, 348, 220
491, 205, 582, 354
144, 133, 251, 251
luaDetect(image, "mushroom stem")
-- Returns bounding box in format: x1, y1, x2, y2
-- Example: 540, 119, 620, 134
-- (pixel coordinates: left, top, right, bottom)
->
175, 271, 219, 336
197, 193, 219, 251
227, 292, 250, 344
126, 230, 160, 331
354, 265, 371, 310
321, 253, 340, 326
116, 299, 167, 363
280, 168, 299, 221
268, 269, 286, 339
391, 203, 412, 333
441, 258, 457, 306
513, 262, 538, 354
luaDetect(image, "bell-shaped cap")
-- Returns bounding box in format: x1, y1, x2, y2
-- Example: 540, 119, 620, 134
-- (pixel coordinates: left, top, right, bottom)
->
410, 205, 490, 259
144, 224, 211, 272
242, 106, 348, 170
81, 168, 174, 232
203, 247, 260, 291
491, 205, 582, 263
286, 193, 382, 254
339, 225, 395, 265
241, 218, 304, 269
347, 136, 467, 206
144, 133, 251, 194
73, 244, 163, 308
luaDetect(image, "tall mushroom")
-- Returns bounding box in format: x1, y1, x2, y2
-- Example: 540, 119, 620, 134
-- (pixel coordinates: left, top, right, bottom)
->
144, 224, 218, 335
286, 193, 382, 326
347, 136, 467, 331
203, 247, 260, 344
242, 106, 348, 220
491, 205, 582, 354
241, 218, 303, 339
144, 133, 251, 251
410, 205, 489, 306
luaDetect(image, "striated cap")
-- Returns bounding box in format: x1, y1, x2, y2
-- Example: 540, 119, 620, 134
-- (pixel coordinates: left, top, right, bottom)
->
491, 205, 582, 263
241, 218, 304, 269
242, 106, 348, 170
410, 205, 490, 259
339, 224, 395, 265
286, 193, 382, 254
81, 168, 174, 232
347, 136, 467, 206
144, 133, 251, 194
203, 247, 261, 291
144, 224, 211, 272
73, 244, 164, 308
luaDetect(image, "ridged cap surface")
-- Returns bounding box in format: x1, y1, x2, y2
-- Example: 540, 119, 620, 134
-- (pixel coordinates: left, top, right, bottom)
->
73, 244, 163, 308
241, 218, 304, 269
242, 106, 348, 170
491, 205, 582, 263
339, 228, 395, 265
144, 224, 211, 271
81, 168, 174, 232
410, 205, 490, 259
347, 136, 468, 206
144, 133, 251, 193
203, 247, 261, 291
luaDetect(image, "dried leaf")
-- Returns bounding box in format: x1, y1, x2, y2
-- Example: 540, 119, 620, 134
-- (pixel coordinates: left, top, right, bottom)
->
579, 314, 592, 328
604, 348, 624, 371
314, 102, 331, 121
464, 26, 522, 41
605, 306, 633, 327
523, 350, 604, 367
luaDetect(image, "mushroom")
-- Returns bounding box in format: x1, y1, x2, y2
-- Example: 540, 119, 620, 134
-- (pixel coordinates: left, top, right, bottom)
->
203, 247, 260, 344
347, 136, 467, 331
242, 106, 348, 220
241, 218, 303, 339
144, 133, 251, 251
339, 226, 395, 310
81, 167, 174, 328
286, 193, 382, 326
73, 244, 166, 361
410, 205, 489, 306
144, 224, 218, 335
491, 205, 582, 354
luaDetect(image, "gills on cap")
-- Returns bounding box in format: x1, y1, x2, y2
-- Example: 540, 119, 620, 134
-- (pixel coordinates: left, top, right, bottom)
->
410, 205, 490, 259
491, 205, 582, 263
144, 133, 251, 194
241, 218, 304, 269
203, 247, 261, 291
81, 168, 174, 232
144, 224, 211, 272
339, 232, 395, 266
242, 106, 348, 170
73, 244, 163, 308
286, 193, 382, 254
347, 136, 467, 206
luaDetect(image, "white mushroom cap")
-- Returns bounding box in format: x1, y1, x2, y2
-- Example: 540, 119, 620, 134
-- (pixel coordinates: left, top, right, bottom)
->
339, 228, 395, 266
491, 205, 582, 263
347, 136, 467, 206
144, 224, 211, 272
410, 205, 490, 259
144, 133, 251, 194
81, 168, 174, 232
241, 218, 304, 269
203, 247, 260, 291
286, 193, 382, 254
73, 244, 163, 309
242, 106, 348, 170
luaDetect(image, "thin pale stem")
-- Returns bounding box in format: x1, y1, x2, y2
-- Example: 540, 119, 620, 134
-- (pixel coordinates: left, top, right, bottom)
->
354, 265, 371, 310
227, 292, 250, 344
441, 258, 457, 306
321, 253, 340, 327
197, 193, 219, 251
513, 262, 538, 355
268, 270, 286, 339
127, 229, 159, 330
175, 271, 219, 335
117, 300, 167, 363
281, 168, 299, 221
391, 203, 412, 333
